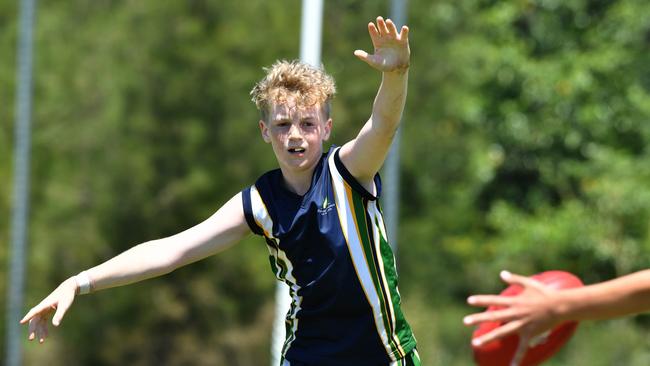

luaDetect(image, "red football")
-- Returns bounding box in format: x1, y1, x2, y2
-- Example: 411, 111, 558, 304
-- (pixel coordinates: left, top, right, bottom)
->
472, 271, 584, 366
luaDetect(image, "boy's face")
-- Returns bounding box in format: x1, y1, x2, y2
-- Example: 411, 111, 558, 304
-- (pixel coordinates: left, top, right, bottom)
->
259, 98, 332, 175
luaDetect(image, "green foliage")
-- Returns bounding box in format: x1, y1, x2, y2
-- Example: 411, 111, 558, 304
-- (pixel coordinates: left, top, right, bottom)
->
1, 0, 18, 357
1, 0, 649, 365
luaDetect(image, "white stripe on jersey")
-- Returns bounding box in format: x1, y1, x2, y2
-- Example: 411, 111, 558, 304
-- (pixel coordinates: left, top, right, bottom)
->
327, 149, 398, 360
249, 185, 303, 358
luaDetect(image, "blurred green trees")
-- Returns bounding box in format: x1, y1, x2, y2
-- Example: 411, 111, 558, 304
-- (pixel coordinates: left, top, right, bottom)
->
1, 0, 648, 365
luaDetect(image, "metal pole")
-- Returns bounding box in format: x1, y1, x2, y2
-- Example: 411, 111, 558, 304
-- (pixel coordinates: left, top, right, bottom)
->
271, 2, 324, 365
383, 0, 407, 252
6, 0, 37, 365
299, 0, 323, 67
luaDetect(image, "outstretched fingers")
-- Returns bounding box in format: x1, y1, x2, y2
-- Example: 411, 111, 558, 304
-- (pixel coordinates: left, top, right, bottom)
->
376, 16, 389, 36
27, 314, 50, 343
501, 270, 546, 291
398, 25, 409, 42
385, 18, 399, 38
464, 306, 521, 326
467, 294, 516, 308
472, 319, 526, 347
23, 301, 55, 343
356, 16, 410, 72
27, 316, 37, 341
52, 292, 74, 326
357, 21, 379, 64
21, 278, 78, 343
367, 17, 407, 45
353, 50, 381, 68
21, 301, 54, 325
367, 21, 380, 40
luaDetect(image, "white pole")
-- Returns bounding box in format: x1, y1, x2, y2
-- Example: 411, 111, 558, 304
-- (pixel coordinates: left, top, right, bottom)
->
6, 1, 37, 365
299, 0, 323, 67
270, 1, 324, 365
383, 0, 407, 252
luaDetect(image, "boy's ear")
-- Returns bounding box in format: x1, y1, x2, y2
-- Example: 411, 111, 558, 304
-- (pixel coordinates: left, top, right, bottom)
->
322, 118, 333, 141
259, 120, 271, 143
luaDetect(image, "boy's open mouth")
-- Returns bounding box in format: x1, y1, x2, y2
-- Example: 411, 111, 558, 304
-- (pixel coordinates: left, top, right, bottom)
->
288, 147, 306, 154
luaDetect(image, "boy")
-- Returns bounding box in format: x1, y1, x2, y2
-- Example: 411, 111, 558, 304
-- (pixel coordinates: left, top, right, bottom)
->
22, 16, 418, 365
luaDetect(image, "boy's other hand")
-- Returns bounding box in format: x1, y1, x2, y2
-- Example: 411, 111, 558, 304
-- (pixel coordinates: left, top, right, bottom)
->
20, 277, 78, 343
354, 16, 410, 73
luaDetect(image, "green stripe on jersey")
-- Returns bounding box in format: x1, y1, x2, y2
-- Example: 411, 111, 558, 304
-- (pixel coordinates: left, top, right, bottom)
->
375, 214, 415, 348
349, 189, 403, 358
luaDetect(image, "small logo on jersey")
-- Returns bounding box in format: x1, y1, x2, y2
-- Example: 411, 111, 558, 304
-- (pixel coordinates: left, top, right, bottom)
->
318, 196, 335, 215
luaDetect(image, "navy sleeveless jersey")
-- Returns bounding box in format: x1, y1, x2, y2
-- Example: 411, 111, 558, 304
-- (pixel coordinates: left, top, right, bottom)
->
241, 146, 416, 366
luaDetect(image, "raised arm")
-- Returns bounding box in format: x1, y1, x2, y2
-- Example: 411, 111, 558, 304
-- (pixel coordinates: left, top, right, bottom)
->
21, 192, 250, 343
463, 269, 650, 348
339, 16, 410, 188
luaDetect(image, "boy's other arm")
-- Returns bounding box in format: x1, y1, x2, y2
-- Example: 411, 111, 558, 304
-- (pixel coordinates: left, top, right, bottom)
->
21, 192, 250, 342
340, 17, 410, 187
85, 192, 250, 291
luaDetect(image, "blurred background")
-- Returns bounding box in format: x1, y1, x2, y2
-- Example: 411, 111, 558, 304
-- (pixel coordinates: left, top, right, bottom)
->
2, 0, 649, 365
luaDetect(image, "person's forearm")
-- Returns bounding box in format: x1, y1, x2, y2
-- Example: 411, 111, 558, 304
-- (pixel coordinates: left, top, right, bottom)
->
557, 269, 650, 322
76, 193, 247, 294
82, 238, 182, 292
370, 70, 409, 135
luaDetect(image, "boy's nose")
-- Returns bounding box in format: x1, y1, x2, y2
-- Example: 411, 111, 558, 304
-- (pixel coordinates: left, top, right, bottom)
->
288, 124, 302, 139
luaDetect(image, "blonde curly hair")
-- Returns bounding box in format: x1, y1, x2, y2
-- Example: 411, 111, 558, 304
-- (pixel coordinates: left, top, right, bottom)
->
251, 60, 336, 122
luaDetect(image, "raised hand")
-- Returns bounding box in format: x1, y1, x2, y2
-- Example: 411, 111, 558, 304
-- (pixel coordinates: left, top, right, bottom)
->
20, 277, 78, 343
354, 16, 410, 73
